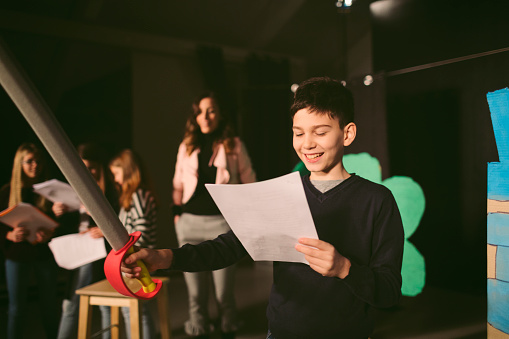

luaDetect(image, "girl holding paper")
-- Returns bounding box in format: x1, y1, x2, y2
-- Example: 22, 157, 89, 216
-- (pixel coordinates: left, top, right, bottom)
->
54, 143, 119, 339
108, 148, 158, 339
172, 92, 256, 338
0, 142, 59, 339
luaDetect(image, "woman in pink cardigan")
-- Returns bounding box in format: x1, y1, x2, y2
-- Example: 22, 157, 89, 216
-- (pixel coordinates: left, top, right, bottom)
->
172, 92, 256, 339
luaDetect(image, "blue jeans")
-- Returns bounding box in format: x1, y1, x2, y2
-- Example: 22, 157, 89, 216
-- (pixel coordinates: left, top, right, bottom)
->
57, 261, 107, 339
5, 258, 59, 339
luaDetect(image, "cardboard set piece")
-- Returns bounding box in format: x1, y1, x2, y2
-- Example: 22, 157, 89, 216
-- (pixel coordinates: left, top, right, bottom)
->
487, 87, 509, 337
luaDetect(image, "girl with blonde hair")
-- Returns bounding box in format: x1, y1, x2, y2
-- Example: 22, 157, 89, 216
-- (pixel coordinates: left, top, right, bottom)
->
0, 142, 58, 339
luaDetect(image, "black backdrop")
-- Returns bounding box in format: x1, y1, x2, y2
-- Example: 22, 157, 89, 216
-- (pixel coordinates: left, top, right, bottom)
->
372, 0, 508, 292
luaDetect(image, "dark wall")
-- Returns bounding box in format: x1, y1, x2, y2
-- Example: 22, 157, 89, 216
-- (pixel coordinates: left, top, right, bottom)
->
0, 87, 41, 183
241, 55, 294, 180
0, 32, 132, 186
372, 0, 509, 72
371, 0, 507, 292
55, 68, 132, 154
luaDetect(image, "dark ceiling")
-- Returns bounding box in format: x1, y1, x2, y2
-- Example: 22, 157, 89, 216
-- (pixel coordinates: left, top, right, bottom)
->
2, 0, 508, 77
0, 1, 355, 56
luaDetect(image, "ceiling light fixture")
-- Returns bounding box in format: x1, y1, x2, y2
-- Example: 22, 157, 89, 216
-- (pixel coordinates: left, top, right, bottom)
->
336, 0, 355, 13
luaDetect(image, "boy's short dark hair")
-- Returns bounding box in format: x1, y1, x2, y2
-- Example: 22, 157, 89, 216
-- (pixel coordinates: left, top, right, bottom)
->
290, 76, 354, 128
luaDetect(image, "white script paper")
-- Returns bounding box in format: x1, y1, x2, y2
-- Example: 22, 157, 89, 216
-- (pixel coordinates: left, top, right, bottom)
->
49, 233, 107, 270
205, 171, 318, 264
33, 179, 81, 211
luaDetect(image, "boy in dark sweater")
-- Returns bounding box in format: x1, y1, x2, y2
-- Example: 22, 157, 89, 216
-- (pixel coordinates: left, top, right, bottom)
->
122, 77, 404, 339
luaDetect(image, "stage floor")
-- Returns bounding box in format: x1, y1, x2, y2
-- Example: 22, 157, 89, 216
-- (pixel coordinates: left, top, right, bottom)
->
0, 260, 487, 339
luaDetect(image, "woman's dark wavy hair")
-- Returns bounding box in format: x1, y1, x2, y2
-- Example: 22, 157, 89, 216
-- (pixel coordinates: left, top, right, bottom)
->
183, 91, 236, 155
290, 76, 354, 128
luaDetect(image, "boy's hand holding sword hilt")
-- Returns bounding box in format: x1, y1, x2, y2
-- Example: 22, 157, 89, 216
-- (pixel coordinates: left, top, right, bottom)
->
122, 247, 174, 279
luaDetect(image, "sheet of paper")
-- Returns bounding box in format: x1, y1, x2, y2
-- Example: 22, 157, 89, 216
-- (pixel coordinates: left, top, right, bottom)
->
206, 171, 318, 264
48, 233, 107, 270
33, 179, 81, 211
0, 202, 58, 244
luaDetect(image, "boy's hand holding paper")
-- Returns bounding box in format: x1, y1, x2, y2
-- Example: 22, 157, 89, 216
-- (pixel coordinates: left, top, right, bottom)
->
205, 172, 318, 264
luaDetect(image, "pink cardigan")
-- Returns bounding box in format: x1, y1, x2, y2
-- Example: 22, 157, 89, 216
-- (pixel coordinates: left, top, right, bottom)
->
173, 137, 256, 205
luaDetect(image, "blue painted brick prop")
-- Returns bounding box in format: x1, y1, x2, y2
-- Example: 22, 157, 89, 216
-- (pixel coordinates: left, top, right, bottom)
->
488, 279, 509, 331
488, 88, 509, 201
496, 246, 509, 283
487, 87, 509, 334
488, 214, 509, 247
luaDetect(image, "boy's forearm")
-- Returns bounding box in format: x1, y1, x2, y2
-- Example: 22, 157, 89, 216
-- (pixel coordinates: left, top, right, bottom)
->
152, 249, 173, 270
171, 230, 247, 272
342, 261, 402, 308
342, 196, 404, 307
337, 257, 352, 279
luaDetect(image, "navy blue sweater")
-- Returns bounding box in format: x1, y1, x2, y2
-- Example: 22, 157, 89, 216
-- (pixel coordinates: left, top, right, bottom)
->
171, 174, 404, 338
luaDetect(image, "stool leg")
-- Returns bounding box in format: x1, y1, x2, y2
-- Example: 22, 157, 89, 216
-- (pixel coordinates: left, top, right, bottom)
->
78, 296, 92, 339
111, 306, 120, 339
129, 299, 142, 339
157, 282, 171, 339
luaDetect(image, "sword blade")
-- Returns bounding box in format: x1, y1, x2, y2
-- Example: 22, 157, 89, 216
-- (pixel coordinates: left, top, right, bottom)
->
0, 39, 128, 251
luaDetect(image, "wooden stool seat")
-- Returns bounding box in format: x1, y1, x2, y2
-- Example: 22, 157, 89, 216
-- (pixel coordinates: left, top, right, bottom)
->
76, 277, 171, 339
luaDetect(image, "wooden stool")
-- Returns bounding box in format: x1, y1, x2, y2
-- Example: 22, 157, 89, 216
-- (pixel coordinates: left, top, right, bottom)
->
76, 277, 171, 339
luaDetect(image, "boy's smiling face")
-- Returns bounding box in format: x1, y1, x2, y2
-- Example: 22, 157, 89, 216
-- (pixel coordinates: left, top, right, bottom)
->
293, 108, 356, 181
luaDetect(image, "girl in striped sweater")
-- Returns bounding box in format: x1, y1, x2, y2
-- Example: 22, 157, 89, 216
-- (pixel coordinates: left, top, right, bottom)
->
110, 149, 157, 249
109, 148, 158, 339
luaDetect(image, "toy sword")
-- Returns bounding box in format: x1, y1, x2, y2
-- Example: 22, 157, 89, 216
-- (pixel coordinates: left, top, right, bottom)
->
0, 39, 161, 299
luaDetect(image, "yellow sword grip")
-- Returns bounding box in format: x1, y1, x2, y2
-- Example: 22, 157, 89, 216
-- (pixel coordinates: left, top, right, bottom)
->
127, 246, 156, 293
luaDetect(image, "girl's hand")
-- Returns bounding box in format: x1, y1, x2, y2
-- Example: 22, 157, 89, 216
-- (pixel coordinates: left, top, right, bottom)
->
80, 204, 90, 216
295, 238, 351, 279
174, 215, 180, 226
35, 227, 54, 244
88, 227, 104, 238
52, 202, 68, 217
6, 226, 27, 243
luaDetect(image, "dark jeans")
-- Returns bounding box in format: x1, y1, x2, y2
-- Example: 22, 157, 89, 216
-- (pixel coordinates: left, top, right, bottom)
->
5, 258, 59, 339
